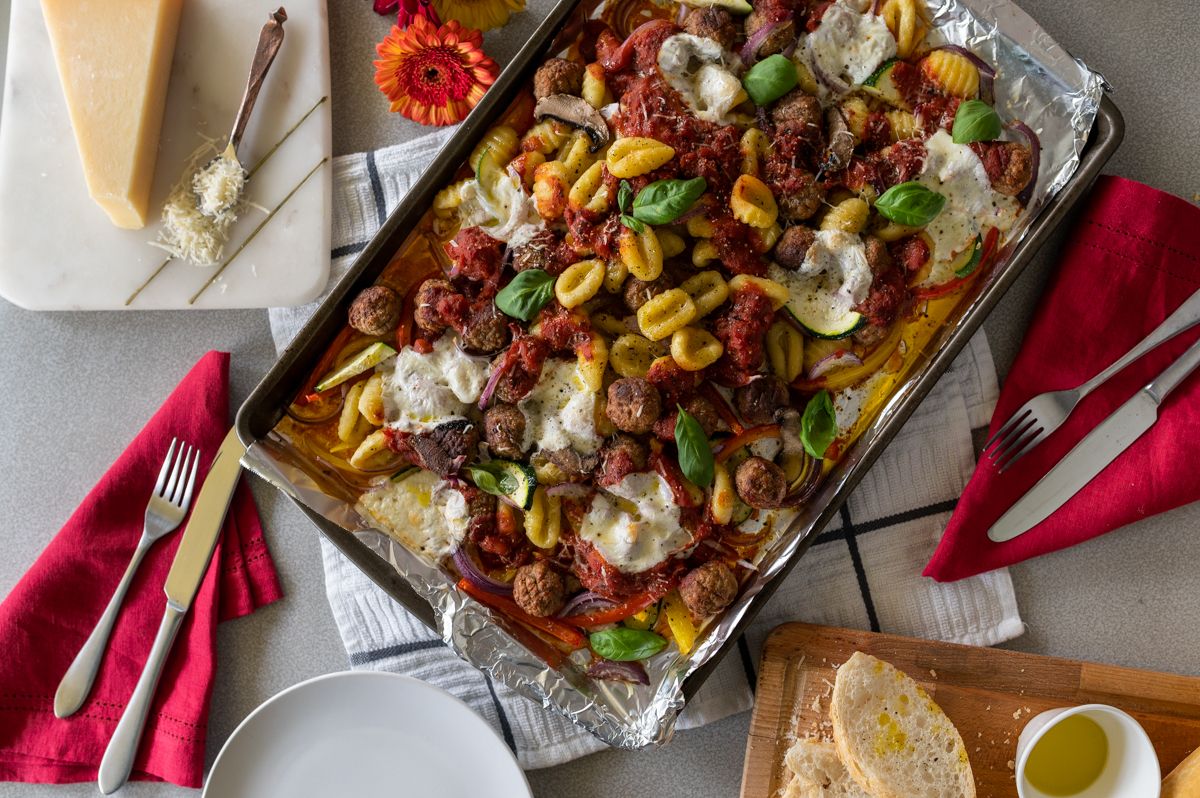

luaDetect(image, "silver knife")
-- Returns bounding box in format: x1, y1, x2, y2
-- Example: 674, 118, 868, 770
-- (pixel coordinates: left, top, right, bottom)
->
989, 335, 1200, 542
97, 429, 246, 795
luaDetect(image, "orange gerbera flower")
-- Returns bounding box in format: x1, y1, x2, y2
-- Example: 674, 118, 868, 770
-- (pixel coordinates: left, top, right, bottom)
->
374, 17, 499, 126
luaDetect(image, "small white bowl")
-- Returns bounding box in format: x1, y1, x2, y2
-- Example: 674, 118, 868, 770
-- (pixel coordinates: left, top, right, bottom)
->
1015, 703, 1160, 798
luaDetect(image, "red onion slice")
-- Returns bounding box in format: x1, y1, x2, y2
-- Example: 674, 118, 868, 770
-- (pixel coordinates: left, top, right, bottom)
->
934, 45, 996, 78
808, 350, 864, 379
452, 546, 513, 595
1008, 120, 1041, 207
587, 658, 650, 685
740, 20, 783, 65
477, 359, 506, 409
546, 482, 593, 498
557, 590, 617, 618
809, 54, 851, 95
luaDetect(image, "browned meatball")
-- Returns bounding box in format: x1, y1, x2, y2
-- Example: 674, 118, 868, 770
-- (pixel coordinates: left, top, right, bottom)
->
777, 174, 826, 221
543, 447, 599, 480
774, 226, 817, 270
533, 58, 585, 100
971, 141, 1033, 197
460, 302, 510, 354
348, 285, 401, 337
597, 434, 648, 487
652, 394, 721, 442
414, 278, 457, 334
513, 560, 567, 617
483, 403, 526, 459
863, 235, 893, 276
744, 11, 795, 59
682, 7, 737, 50
606, 377, 662, 434
735, 376, 790, 426
735, 456, 788, 508
623, 273, 673, 313
771, 89, 822, 133
679, 561, 738, 619
512, 230, 559, 274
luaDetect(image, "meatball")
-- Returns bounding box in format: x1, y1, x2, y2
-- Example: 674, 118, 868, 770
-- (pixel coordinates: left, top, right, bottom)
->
459, 302, 510, 354
606, 377, 662, 434
544, 447, 599, 480
863, 235, 892, 276
744, 10, 795, 58
484, 403, 527, 459
735, 456, 788, 508
679, 561, 738, 619
682, 7, 736, 50
414, 278, 458, 334
652, 395, 721, 441
348, 285, 401, 337
777, 175, 826, 221
533, 58, 584, 100
513, 560, 567, 617
773, 226, 817, 270
735, 376, 790, 426
971, 141, 1033, 197
597, 434, 648, 487
623, 274, 673, 313
512, 230, 559, 274
771, 90, 822, 133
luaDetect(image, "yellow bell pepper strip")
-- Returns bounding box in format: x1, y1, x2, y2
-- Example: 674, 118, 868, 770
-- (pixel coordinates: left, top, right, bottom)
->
663, 590, 698, 656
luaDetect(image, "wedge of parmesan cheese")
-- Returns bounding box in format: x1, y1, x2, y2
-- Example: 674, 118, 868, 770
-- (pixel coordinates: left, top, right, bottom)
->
41, 0, 184, 229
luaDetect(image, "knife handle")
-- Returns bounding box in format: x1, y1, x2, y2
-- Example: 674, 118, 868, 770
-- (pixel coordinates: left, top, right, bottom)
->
1146, 335, 1200, 405
97, 603, 186, 795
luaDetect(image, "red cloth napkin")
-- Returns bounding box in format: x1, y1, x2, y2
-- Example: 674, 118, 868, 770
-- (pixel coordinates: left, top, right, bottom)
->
0, 351, 282, 787
926, 176, 1200, 582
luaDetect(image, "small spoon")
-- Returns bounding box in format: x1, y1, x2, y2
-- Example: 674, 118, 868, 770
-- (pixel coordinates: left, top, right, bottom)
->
194, 7, 287, 217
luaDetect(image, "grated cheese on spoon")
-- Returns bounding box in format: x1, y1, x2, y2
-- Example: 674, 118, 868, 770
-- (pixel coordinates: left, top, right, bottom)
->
153, 138, 247, 266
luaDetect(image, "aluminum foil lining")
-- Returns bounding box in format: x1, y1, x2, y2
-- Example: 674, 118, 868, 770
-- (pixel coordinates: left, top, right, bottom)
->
242, 0, 1104, 751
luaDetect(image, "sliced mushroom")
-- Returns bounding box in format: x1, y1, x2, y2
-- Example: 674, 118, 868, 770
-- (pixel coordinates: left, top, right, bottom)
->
820, 106, 857, 175
535, 94, 611, 153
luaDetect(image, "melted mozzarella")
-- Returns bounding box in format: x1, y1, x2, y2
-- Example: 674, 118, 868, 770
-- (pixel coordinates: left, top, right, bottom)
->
358, 469, 469, 563
520, 358, 601, 455
456, 176, 545, 248
657, 33, 746, 124
805, 0, 896, 90
918, 130, 1021, 283
382, 334, 490, 432
579, 472, 690, 574
769, 230, 873, 315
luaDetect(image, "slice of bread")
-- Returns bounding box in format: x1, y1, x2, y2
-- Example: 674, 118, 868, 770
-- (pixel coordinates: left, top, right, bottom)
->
830, 651, 975, 798
783, 739, 872, 798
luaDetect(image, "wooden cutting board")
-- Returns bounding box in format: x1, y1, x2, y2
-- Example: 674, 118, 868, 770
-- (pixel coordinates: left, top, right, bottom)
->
0, 0, 332, 310
742, 623, 1200, 798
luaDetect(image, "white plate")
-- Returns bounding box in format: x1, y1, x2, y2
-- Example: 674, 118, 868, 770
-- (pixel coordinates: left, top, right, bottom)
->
204, 672, 531, 798
0, 0, 332, 310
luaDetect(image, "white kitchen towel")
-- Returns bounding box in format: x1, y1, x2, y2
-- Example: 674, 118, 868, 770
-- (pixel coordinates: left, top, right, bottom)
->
268, 130, 1024, 770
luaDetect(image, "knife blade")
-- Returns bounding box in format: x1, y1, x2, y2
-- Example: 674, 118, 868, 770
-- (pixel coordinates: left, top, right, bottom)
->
989, 335, 1200, 543
98, 428, 246, 794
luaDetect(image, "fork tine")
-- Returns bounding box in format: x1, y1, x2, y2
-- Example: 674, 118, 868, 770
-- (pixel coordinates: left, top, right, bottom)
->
162, 444, 190, 500
987, 415, 1036, 462
982, 408, 1030, 454
997, 427, 1047, 472
154, 438, 178, 496
176, 448, 202, 509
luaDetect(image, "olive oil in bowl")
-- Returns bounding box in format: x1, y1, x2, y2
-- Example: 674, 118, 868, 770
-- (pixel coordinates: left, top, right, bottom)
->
1024, 714, 1108, 795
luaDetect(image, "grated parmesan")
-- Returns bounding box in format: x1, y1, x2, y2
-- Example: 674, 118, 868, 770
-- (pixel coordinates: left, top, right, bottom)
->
153, 139, 247, 266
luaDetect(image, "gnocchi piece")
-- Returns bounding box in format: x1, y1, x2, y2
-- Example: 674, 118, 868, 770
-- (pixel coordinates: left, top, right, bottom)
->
555, 259, 606, 308
338, 381, 367, 443
521, 119, 571, 155
739, 128, 772, 177
710, 461, 735, 525
885, 109, 920, 141
578, 332, 609, 392
358, 373, 386, 426
610, 333, 660, 378
691, 239, 719, 268
469, 125, 519, 170
524, 487, 562, 549
607, 136, 676, 178
754, 223, 782, 254
670, 327, 724, 371
820, 198, 870, 234
603, 258, 628, 293
557, 133, 595, 182
766, 320, 805, 382
619, 224, 664, 281
879, 0, 931, 58
349, 429, 391, 470
581, 63, 611, 109
730, 174, 779, 229
872, 219, 921, 242
686, 215, 716, 238
921, 49, 980, 99
533, 160, 571, 220
679, 271, 730, 318
840, 96, 871, 141
591, 311, 630, 337
637, 288, 698, 341
568, 161, 611, 214
728, 274, 789, 309
658, 228, 687, 258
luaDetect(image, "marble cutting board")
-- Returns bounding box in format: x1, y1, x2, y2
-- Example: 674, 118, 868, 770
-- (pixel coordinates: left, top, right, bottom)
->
0, 0, 332, 310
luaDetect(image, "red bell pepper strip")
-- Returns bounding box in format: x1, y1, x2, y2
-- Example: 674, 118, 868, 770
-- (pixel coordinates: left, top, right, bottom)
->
713, 424, 782, 463
457, 578, 587, 650
650, 451, 698, 508
562, 589, 667, 629
913, 227, 1001, 300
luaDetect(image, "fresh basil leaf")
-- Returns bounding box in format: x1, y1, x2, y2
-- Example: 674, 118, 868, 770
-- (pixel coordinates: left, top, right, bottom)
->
875, 181, 946, 227
743, 54, 799, 106
954, 234, 984, 278
632, 177, 707, 225
465, 463, 518, 497
618, 179, 634, 213
589, 627, 668, 661
952, 99, 1003, 144
495, 268, 554, 321
621, 214, 646, 234
675, 405, 714, 488
800, 390, 837, 459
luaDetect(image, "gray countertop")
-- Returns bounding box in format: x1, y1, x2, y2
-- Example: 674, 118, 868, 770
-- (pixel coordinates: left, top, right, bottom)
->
1, 1, 1198, 795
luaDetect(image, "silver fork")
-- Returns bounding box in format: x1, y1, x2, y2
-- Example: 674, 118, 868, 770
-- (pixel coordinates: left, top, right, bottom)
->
53, 439, 201, 719
984, 287, 1200, 471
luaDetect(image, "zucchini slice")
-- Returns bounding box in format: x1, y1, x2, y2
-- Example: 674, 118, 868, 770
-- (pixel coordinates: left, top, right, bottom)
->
784, 291, 866, 340
473, 145, 513, 224
953, 233, 985, 278
314, 341, 397, 393
477, 459, 538, 510
862, 59, 908, 109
